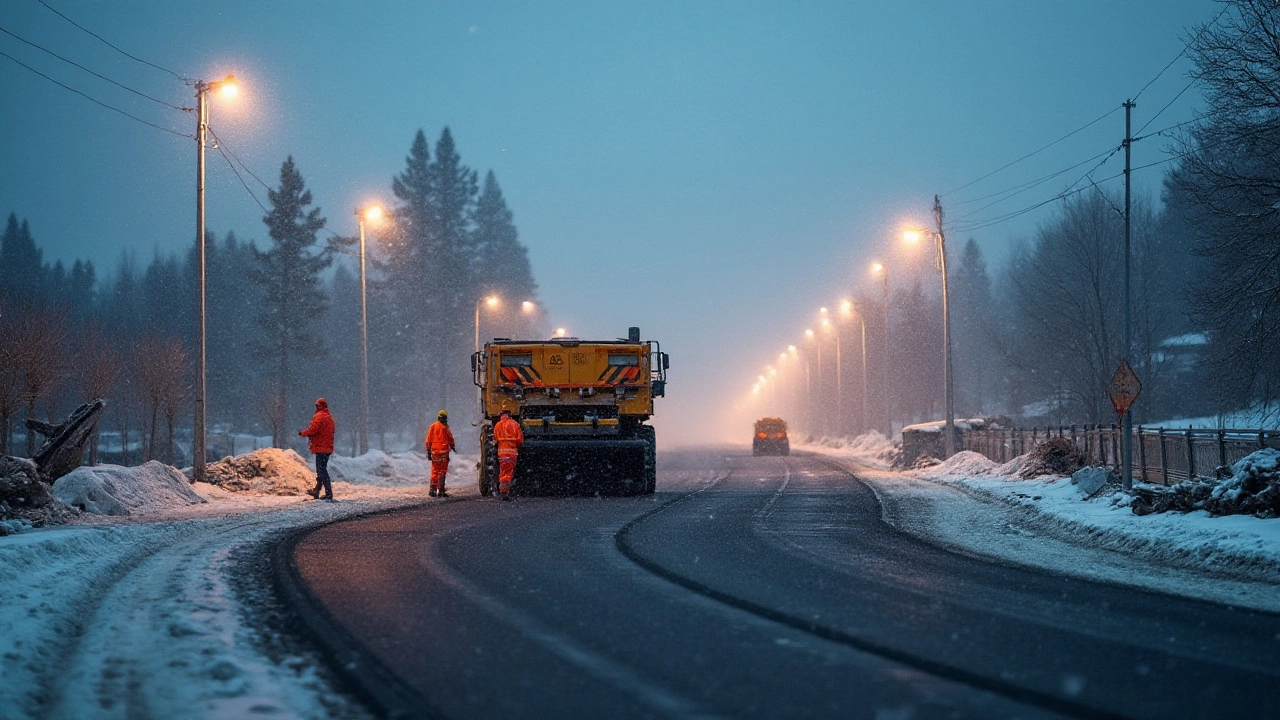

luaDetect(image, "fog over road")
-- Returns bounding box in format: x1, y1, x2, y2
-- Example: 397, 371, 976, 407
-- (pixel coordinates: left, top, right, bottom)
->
282, 450, 1280, 720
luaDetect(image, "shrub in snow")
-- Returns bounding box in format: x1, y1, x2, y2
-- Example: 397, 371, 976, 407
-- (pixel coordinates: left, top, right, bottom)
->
203, 448, 316, 495
1131, 448, 1280, 518
0, 456, 51, 509
52, 461, 206, 516
1018, 438, 1087, 478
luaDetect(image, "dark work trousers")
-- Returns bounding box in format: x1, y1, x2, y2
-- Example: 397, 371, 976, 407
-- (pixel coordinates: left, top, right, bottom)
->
313, 453, 332, 498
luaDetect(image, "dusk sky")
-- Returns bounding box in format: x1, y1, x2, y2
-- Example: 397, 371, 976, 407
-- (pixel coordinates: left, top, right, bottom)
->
1, 0, 1214, 443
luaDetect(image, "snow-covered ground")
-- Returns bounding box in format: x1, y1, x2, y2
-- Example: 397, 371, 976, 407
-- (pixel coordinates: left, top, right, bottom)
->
0, 449, 476, 720
800, 434, 1280, 613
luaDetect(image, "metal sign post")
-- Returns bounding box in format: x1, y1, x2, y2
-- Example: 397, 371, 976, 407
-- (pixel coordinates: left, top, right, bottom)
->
1108, 359, 1143, 489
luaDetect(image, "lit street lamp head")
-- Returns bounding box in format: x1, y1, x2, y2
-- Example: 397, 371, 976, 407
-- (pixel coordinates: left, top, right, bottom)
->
871, 261, 884, 273
902, 229, 923, 244
840, 299, 853, 315
360, 204, 385, 223
522, 300, 536, 313
485, 295, 500, 308
217, 76, 238, 99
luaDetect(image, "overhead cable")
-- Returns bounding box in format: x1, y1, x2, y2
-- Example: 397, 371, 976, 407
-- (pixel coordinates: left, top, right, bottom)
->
0, 49, 190, 138
39, 0, 187, 82
0, 24, 187, 111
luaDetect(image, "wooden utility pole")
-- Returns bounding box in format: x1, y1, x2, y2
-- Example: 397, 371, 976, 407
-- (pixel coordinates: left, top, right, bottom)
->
1122, 99, 1135, 489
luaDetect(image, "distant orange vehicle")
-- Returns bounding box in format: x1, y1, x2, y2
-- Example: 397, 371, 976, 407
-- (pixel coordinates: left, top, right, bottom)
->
753, 417, 789, 456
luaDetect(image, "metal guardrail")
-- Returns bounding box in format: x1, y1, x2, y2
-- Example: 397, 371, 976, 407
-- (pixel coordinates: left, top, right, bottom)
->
962, 425, 1280, 485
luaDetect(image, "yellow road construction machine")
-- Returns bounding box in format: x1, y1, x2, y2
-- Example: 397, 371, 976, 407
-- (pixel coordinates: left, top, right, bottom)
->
471, 327, 669, 496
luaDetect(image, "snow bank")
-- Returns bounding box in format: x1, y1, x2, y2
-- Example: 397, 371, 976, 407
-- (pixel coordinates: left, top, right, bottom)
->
52, 461, 206, 516
923, 450, 998, 477
328, 450, 431, 487
1132, 448, 1280, 518
203, 448, 315, 495
796, 431, 898, 468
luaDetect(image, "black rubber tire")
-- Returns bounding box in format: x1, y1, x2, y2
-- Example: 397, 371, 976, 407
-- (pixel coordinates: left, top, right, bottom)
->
638, 424, 657, 494
478, 425, 497, 496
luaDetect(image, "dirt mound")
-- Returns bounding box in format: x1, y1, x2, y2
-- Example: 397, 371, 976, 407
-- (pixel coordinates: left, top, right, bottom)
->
911, 454, 941, 470
0, 455, 78, 535
1018, 437, 1087, 478
203, 448, 315, 495
1132, 448, 1280, 518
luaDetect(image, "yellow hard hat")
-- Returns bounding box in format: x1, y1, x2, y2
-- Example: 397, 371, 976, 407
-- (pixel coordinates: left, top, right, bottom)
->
438, 410, 448, 419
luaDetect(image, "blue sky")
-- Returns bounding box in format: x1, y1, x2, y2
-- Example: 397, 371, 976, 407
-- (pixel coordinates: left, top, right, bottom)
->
0, 0, 1215, 443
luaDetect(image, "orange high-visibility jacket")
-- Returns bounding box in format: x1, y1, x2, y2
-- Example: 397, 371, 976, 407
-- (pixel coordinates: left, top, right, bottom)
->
425, 421, 456, 456
493, 416, 524, 453
300, 404, 335, 454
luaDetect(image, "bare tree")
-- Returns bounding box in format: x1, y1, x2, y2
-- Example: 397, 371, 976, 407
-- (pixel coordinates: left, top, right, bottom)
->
1174, 0, 1280, 414
158, 341, 188, 465
136, 335, 186, 462
78, 322, 122, 465
261, 381, 288, 449
0, 301, 22, 454
15, 304, 68, 456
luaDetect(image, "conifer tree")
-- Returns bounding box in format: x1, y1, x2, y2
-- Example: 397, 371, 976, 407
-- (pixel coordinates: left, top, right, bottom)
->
252, 157, 330, 439
1, 214, 45, 303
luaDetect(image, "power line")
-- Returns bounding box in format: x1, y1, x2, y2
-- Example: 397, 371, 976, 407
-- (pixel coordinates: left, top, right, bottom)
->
951, 145, 1120, 224
39, 0, 186, 82
1132, 4, 1229, 101
0, 24, 187, 111
212, 140, 268, 214
951, 145, 1118, 209
952, 145, 1123, 233
0, 49, 191, 138
942, 105, 1121, 198
207, 126, 271, 191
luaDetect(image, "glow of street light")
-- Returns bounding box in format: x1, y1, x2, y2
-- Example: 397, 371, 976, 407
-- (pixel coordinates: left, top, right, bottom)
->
805, 329, 814, 338
819, 307, 828, 315
554, 327, 567, 337
521, 300, 535, 313
758, 375, 767, 384
485, 295, 500, 308
871, 261, 884, 273
902, 229, 923, 244
217, 75, 238, 99
788, 345, 797, 354
820, 317, 831, 328
840, 299, 853, 315
362, 204, 385, 222
779, 352, 788, 361
769, 367, 777, 376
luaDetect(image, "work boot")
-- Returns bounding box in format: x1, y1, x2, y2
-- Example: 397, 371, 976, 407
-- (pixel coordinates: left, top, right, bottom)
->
320, 494, 333, 501
501, 493, 511, 502
307, 487, 320, 499
429, 487, 438, 497
438, 487, 449, 498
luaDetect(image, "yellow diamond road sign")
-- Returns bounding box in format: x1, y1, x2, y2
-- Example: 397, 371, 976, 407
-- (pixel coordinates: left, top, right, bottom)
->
1109, 359, 1142, 416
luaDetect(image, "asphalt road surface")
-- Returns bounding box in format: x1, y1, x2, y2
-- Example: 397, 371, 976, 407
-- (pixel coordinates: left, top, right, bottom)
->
282, 450, 1280, 720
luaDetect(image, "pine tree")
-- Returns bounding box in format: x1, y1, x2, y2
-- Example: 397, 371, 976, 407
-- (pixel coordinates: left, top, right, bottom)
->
1, 214, 45, 303
252, 157, 330, 441
473, 171, 539, 340
429, 128, 479, 411
950, 239, 995, 416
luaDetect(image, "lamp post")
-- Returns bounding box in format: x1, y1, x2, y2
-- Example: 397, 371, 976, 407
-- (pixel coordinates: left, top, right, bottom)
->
805, 328, 821, 435
871, 261, 891, 436
844, 301, 869, 435
191, 74, 237, 484
355, 204, 385, 456
821, 309, 842, 435
474, 295, 500, 353
903, 194, 954, 457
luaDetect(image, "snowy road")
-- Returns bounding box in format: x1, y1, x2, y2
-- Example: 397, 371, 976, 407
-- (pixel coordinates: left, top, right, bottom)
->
283, 449, 1280, 719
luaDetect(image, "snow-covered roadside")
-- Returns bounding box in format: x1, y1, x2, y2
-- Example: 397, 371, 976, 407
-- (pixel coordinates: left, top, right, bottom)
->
801, 437, 1280, 613
0, 451, 477, 720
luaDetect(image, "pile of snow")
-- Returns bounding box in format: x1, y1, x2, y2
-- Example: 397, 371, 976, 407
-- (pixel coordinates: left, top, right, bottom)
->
1132, 448, 1280, 518
203, 448, 315, 495
922, 450, 998, 477
328, 450, 430, 487
798, 431, 899, 467
52, 461, 206, 516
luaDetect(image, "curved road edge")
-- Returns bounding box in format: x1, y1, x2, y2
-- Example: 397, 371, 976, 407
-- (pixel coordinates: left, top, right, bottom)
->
270, 506, 444, 720
813, 454, 1280, 614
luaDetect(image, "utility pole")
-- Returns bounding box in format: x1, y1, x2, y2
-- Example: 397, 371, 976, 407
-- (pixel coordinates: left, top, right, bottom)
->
935, 195, 955, 458
1122, 99, 1135, 489
193, 83, 209, 484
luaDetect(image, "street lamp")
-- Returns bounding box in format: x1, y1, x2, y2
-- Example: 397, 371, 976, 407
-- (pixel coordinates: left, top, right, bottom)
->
903, 194, 954, 457
870, 261, 891, 434
192, 73, 237, 484
355, 203, 387, 455
475, 295, 500, 353
841, 300, 869, 435
805, 328, 822, 435
821, 310, 843, 435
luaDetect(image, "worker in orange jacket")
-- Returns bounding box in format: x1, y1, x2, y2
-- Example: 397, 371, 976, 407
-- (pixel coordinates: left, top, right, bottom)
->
299, 398, 336, 500
425, 410, 456, 497
493, 408, 524, 501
